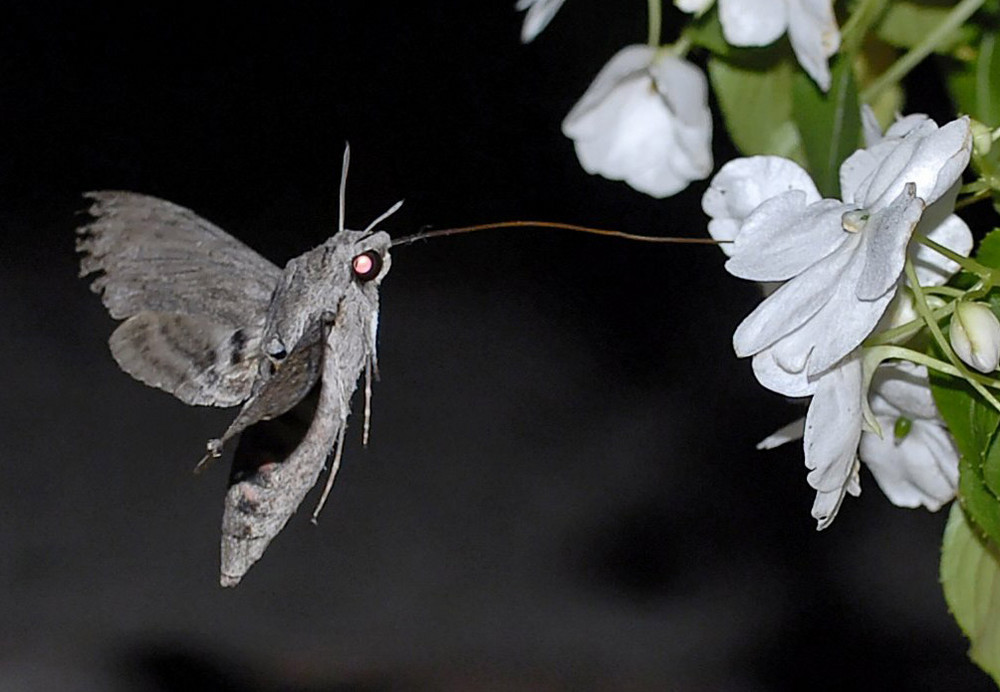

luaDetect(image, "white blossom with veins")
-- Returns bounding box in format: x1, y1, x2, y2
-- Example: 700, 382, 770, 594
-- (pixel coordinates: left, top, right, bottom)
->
707, 113, 972, 528
562, 45, 713, 198
676, 0, 840, 91
760, 358, 959, 526
515, 0, 567, 43
722, 116, 971, 399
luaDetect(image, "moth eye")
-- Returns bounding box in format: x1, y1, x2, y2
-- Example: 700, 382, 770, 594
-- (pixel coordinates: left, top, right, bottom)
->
352, 250, 383, 282
265, 337, 287, 361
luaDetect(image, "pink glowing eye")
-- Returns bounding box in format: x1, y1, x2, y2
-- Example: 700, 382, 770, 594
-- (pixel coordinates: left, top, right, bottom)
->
352, 250, 382, 282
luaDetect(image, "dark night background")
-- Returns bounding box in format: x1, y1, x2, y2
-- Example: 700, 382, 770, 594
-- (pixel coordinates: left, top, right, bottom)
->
0, 2, 994, 690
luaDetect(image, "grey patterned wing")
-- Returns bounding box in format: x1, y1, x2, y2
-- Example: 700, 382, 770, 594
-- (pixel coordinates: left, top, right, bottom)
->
77, 191, 281, 323
77, 191, 282, 407
108, 312, 262, 407
208, 318, 325, 450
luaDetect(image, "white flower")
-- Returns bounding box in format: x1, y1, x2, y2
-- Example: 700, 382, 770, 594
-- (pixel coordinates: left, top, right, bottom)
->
803, 353, 864, 527
562, 45, 713, 198
715, 116, 972, 398
677, 0, 840, 91
860, 362, 958, 511
711, 113, 974, 528
950, 302, 1000, 373
761, 359, 958, 527
516, 0, 567, 43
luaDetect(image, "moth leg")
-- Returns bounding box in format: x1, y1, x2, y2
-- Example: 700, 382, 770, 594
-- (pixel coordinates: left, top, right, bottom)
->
362, 357, 373, 447
310, 419, 346, 524
193, 438, 225, 474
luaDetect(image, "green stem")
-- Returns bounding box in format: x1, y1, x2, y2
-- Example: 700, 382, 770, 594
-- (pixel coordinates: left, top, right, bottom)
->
905, 259, 1000, 411
871, 345, 1000, 389
924, 286, 966, 297
955, 188, 994, 210
839, 0, 889, 56
916, 233, 994, 280
864, 296, 956, 346
647, 0, 661, 47
671, 32, 692, 59
868, 345, 960, 377
860, 0, 985, 103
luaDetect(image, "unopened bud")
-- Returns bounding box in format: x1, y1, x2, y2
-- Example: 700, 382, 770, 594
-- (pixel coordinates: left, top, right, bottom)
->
950, 302, 1000, 373
971, 119, 995, 158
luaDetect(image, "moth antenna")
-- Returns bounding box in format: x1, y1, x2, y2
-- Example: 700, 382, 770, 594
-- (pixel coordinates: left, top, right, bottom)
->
363, 199, 405, 235
391, 221, 727, 247
338, 143, 351, 234
311, 421, 347, 524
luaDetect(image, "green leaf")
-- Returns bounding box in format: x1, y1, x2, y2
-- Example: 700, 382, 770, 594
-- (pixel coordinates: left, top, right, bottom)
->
878, 0, 976, 53
708, 53, 805, 164
984, 425, 1000, 500
929, 366, 1000, 545
941, 503, 1000, 684
959, 448, 1000, 544
792, 55, 862, 198
975, 228, 1000, 269
947, 31, 1000, 127
931, 371, 1000, 462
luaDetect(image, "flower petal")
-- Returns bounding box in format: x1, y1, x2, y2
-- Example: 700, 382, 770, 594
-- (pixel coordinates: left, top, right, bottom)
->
732, 231, 858, 358
703, 156, 821, 256
718, 0, 787, 47
884, 113, 936, 140
786, 0, 840, 91
860, 419, 958, 510
856, 183, 924, 300
563, 45, 656, 139
912, 210, 972, 287
750, 349, 816, 399
727, 195, 848, 281
860, 105, 883, 147
869, 361, 939, 420
751, 348, 816, 397
516, 0, 568, 43
675, 0, 714, 12
758, 417, 806, 449
804, 355, 864, 529
862, 117, 973, 210
840, 116, 936, 204
649, 54, 714, 178
762, 242, 895, 377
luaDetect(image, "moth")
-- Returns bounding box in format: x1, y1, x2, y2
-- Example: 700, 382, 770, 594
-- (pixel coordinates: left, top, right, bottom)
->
77, 147, 401, 586
76, 145, 710, 587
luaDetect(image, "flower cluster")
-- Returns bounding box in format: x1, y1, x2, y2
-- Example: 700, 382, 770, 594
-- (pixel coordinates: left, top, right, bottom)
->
705, 113, 973, 527
513, 0, 1000, 677
518, 1, 840, 198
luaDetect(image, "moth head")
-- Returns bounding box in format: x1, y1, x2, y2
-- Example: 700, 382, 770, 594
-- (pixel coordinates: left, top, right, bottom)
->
335, 229, 392, 288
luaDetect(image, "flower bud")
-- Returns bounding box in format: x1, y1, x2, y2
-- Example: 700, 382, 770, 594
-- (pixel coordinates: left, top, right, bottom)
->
970, 119, 994, 159
950, 302, 1000, 373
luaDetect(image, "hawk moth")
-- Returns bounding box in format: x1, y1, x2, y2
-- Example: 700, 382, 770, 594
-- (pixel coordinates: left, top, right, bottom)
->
76, 148, 397, 586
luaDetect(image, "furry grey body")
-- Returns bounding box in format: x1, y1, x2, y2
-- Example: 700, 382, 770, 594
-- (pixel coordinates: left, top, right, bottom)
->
77, 190, 392, 586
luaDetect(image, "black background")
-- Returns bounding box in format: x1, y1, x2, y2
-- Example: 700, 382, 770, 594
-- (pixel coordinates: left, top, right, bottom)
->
0, 1, 993, 689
